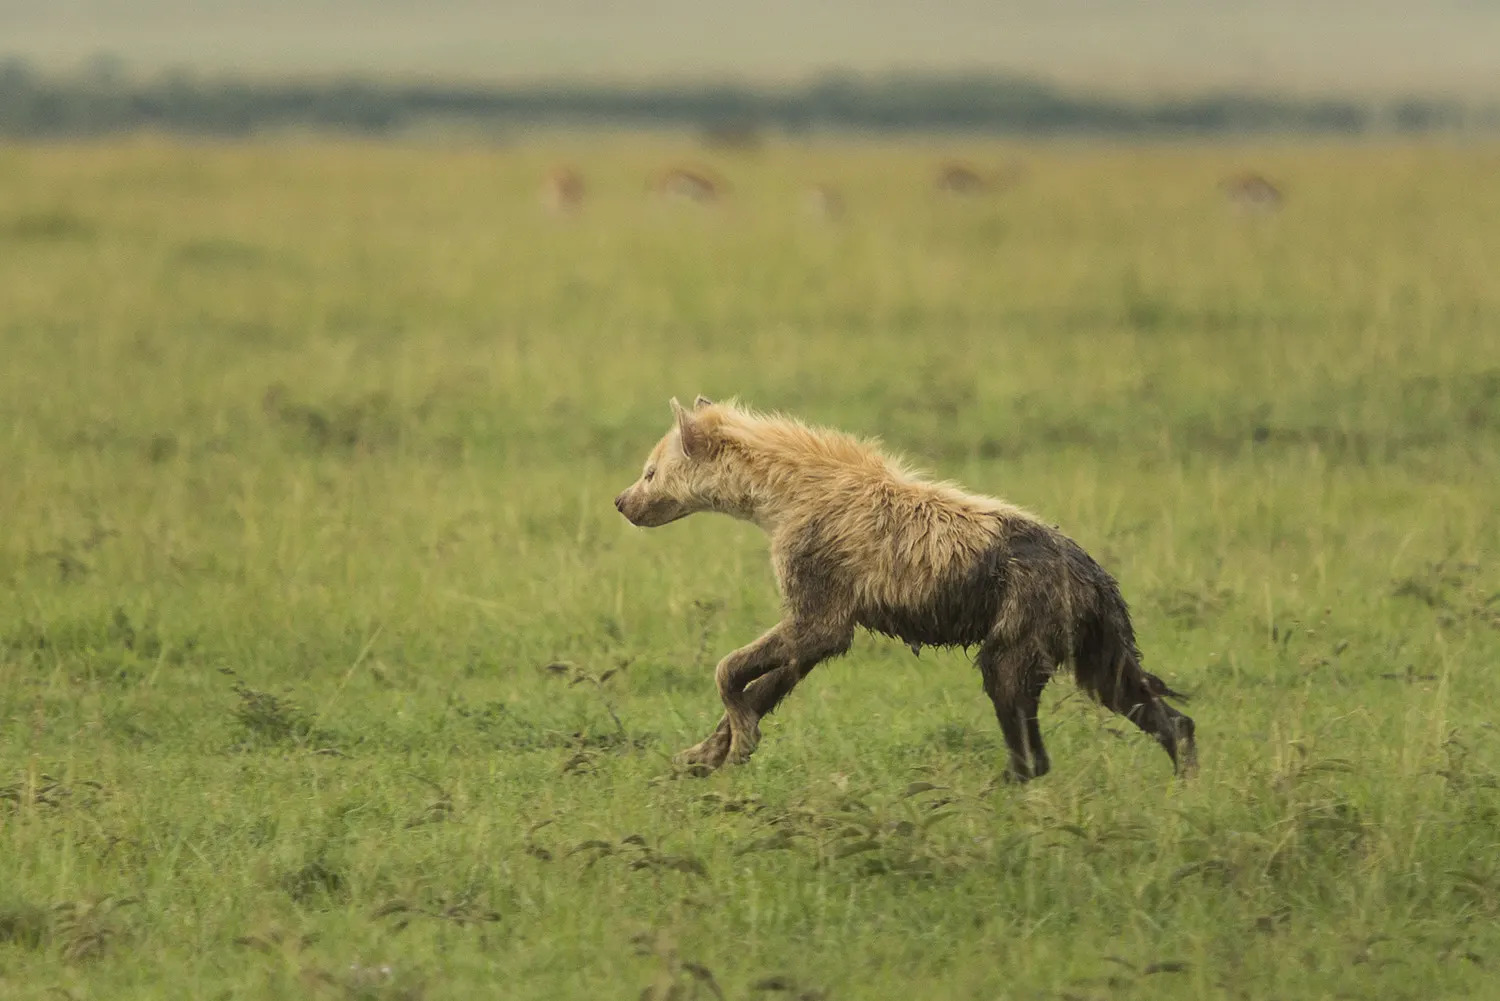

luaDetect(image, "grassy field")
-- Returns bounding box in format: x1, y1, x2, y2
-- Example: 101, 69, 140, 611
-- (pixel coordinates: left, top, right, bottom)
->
1, 137, 1498, 1000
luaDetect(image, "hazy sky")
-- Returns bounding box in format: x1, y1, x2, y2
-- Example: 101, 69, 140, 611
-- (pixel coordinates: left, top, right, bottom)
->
3, 1, 1498, 95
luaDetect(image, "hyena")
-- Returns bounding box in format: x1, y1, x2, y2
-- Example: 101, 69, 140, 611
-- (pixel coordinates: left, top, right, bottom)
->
935, 162, 992, 195
614, 397, 1197, 781
802, 183, 845, 222
541, 166, 585, 213
649, 167, 724, 204
1221, 172, 1283, 212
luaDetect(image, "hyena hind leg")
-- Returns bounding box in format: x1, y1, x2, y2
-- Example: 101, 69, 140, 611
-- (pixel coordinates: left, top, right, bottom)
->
977, 639, 1054, 782
1096, 658, 1197, 777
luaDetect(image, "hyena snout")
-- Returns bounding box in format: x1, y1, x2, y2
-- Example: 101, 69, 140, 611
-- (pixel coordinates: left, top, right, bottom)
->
615, 489, 649, 524
614, 488, 687, 528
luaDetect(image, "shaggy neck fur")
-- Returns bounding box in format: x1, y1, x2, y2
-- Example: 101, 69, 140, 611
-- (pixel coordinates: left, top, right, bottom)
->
700, 404, 1029, 543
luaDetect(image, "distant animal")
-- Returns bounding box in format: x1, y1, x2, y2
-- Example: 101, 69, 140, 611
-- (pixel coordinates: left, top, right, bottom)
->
802, 183, 845, 221
700, 121, 763, 152
541, 167, 585, 213
614, 397, 1197, 782
1221, 172, 1283, 211
650, 167, 724, 204
935, 161, 1009, 195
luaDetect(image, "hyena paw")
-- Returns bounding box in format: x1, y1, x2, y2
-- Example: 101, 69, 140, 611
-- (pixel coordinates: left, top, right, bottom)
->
673, 733, 730, 773
1002, 755, 1042, 784
1171, 718, 1199, 779
725, 730, 760, 766
1175, 739, 1199, 779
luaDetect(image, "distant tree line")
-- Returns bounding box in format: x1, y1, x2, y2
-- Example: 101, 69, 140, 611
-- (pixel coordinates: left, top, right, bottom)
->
0, 58, 1494, 138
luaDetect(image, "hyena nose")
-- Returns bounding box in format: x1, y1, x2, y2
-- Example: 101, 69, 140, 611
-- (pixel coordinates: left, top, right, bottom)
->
613, 493, 626, 512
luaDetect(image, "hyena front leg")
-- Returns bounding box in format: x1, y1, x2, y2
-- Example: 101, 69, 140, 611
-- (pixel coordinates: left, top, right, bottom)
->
675, 652, 835, 770
677, 620, 851, 771
675, 717, 733, 771
720, 620, 853, 766
673, 625, 792, 772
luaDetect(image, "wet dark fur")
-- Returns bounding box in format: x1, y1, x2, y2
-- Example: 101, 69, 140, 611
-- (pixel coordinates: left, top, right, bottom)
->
783, 514, 1196, 781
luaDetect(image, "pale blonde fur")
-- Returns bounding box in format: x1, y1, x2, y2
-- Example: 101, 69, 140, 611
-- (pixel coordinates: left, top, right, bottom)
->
713, 403, 1030, 617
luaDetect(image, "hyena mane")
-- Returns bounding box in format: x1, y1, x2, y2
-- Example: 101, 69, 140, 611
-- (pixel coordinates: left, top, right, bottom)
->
614, 396, 1196, 781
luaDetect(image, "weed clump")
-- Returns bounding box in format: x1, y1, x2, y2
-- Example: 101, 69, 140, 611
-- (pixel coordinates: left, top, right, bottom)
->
0, 898, 136, 961
222, 670, 338, 750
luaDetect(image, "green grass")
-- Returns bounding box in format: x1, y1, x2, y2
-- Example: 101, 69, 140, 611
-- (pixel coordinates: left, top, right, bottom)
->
1, 138, 1499, 1000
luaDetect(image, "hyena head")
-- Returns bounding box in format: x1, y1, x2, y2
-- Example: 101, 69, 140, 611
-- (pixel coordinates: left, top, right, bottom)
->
615, 396, 737, 527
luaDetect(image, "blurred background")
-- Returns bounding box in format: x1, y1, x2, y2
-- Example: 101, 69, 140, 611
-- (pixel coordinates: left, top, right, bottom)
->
3, 0, 1499, 137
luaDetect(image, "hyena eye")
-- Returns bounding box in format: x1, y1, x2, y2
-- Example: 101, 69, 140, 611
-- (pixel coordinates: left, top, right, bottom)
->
644, 466, 657, 482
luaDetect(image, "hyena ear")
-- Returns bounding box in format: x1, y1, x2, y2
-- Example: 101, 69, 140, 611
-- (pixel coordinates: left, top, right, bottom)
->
671, 397, 717, 460
693, 394, 714, 409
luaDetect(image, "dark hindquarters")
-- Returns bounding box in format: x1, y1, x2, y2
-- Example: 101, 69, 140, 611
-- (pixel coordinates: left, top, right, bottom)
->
992, 521, 1196, 778
976, 637, 1054, 781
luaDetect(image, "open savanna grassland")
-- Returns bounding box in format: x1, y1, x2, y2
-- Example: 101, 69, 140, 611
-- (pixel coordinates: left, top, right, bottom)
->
1, 136, 1498, 1000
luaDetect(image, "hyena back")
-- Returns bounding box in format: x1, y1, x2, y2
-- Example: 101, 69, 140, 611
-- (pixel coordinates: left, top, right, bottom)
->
614, 397, 1196, 781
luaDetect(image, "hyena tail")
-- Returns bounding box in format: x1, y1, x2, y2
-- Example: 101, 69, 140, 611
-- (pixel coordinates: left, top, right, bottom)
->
1071, 602, 1197, 776
1142, 671, 1190, 702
